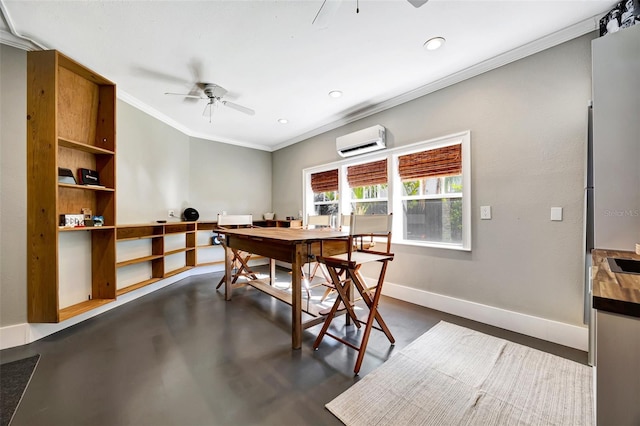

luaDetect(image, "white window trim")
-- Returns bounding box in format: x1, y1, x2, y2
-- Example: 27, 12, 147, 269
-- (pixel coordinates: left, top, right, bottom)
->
302, 130, 471, 251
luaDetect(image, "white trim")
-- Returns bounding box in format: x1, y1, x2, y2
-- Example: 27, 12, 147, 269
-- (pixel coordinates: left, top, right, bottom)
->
382, 281, 589, 351
116, 89, 272, 152
2, 261, 586, 351
2, 15, 599, 153
0, 323, 30, 349
0, 260, 272, 350
271, 16, 600, 151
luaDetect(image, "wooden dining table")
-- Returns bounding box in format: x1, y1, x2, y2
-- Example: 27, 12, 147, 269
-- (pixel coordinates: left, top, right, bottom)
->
220, 227, 349, 349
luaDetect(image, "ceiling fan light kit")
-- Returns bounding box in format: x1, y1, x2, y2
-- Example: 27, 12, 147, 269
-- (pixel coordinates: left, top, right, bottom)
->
165, 82, 255, 122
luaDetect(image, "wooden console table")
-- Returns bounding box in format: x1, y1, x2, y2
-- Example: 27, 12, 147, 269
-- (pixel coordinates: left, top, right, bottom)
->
220, 227, 348, 349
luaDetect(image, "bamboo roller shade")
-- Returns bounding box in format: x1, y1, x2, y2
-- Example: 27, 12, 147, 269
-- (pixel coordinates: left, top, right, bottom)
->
347, 159, 388, 188
310, 169, 339, 193
398, 144, 461, 181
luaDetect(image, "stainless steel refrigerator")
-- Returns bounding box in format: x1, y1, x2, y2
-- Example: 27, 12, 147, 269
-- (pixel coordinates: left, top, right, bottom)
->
585, 24, 640, 364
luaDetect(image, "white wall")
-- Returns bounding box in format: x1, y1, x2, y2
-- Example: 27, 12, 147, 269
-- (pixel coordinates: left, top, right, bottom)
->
272, 34, 595, 330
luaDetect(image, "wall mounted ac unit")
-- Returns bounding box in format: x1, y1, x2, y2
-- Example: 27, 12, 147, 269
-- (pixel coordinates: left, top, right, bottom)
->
336, 125, 386, 157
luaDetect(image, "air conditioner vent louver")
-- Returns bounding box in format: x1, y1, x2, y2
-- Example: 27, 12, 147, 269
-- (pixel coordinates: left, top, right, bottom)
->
336, 125, 386, 157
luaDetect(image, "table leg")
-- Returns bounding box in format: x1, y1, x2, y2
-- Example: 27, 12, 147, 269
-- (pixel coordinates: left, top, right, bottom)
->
269, 258, 276, 286
291, 244, 303, 349
224, 243, 233, 301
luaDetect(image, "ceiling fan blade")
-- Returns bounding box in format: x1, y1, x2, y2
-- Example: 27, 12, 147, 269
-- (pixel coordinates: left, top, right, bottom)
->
312, 0, 342, 28
165, 92, 203, 99
407, 0, 429, 7
222, 100, 255, 116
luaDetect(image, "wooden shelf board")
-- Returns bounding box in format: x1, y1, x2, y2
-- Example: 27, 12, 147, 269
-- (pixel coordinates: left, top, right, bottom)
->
58, 137, 115, 155
165, 248, 188, 256
196, 260, 225, 267
58, 225, 115, 232
58, 182, 115, 192
58, 298, 115, 322
196, 244, 222, 248
164, 266, 192, 278
117, 235, 163, 242
116, 255, 163, 268
116, 278, 162, 296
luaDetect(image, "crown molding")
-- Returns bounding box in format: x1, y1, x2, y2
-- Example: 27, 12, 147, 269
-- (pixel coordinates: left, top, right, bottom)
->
117, 89, 272, 152
271, 15, 600, 152
0, 29, 39, 50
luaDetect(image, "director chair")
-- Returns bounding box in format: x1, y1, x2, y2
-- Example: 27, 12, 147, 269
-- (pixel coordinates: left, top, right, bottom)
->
313, 213, 395, 375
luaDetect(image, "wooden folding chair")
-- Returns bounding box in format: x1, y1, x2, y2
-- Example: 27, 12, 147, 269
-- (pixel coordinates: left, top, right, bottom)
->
314, 213, 395, 375
215, 214, 259, 289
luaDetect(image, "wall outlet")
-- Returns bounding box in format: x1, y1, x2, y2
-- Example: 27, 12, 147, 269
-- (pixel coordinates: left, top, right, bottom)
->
168, 209, 175, 218
480, 205, 492, 220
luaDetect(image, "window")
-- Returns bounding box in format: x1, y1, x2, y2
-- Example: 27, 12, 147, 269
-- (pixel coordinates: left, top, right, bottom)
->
397, 144, 463, 245
347, 159, 388, 215
310, 169, 339, 216
303, 131, 470, 250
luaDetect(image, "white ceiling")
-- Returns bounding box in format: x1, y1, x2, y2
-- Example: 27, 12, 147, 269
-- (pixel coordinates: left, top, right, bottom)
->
1, 0, 613, 151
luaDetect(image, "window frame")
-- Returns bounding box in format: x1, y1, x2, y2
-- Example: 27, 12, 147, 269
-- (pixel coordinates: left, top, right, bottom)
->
302, 130, 471, 251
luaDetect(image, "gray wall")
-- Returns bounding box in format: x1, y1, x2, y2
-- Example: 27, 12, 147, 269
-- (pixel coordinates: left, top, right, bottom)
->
0, 44, 28, 326
0, 44, 272, 327
272, 34, 595, 326
188, 137, 271, 220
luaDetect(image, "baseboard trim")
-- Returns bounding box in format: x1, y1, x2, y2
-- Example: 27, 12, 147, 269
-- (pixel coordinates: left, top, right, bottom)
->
0, 322, 30, 350
0, 261, 272, 350
2, 265, 587, 351
382, 281, 588, 351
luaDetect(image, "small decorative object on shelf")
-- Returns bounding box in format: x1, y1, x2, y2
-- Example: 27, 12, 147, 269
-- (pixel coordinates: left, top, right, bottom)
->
93, 216, 104, 226
59, 214, 85, 227
78, 168, 101, 186
58, 167, 76, 184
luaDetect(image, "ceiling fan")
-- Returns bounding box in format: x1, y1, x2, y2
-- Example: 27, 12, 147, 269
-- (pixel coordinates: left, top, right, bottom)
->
165, 83, 255, 122
313, 0, 429, 27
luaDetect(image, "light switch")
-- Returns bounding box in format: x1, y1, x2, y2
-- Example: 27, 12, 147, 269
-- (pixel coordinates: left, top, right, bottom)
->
480, 205, 492, 220
551, 207, 563, 221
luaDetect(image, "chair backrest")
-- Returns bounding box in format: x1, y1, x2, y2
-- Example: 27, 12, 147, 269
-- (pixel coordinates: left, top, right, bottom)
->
339, 214, 352, 230
217, 214, 253, 227
307, 214, 331, 229
349, 213, 393, 254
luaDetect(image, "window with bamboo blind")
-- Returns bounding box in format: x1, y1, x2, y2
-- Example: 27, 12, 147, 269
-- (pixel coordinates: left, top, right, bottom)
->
310, 169, 339, 216
310, 169, 338, 193
347, 159, 388, 215
398, 144, 461, 181
303, 131, 470, 250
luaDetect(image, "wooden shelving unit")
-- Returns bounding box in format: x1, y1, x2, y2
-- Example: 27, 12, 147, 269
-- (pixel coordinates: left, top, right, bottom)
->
27, 50, 117, 323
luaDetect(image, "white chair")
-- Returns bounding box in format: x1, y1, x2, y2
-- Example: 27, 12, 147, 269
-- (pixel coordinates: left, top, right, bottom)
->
301, 214, 334, 300
216, 214, 259, 289
314, 213, 395, 375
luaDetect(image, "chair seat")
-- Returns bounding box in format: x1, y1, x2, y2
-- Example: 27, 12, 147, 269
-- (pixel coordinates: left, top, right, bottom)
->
323, 250, 393, 266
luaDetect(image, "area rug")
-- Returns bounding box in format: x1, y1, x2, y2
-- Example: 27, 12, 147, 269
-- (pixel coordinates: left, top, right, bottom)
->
326, 322, 593, 426
0, 354, 40, 426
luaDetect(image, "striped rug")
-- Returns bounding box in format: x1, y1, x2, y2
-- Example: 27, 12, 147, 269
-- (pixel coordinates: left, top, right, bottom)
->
326, 321, 593, 426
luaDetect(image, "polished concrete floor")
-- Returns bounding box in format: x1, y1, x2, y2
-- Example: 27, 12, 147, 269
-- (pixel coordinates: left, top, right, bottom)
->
1, 267, 587, 425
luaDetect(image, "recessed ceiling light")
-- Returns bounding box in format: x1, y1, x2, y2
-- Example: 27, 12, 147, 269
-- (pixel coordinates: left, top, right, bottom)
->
328, 90, 343, 98
278, 118, 288, 124
423, 37, 446, 51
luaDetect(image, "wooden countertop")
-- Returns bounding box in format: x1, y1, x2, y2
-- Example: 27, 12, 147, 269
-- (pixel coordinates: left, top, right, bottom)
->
592, 249, 640, 318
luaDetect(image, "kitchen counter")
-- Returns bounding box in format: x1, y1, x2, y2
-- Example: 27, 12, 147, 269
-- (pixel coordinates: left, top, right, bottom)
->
592, 249, 640, 318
